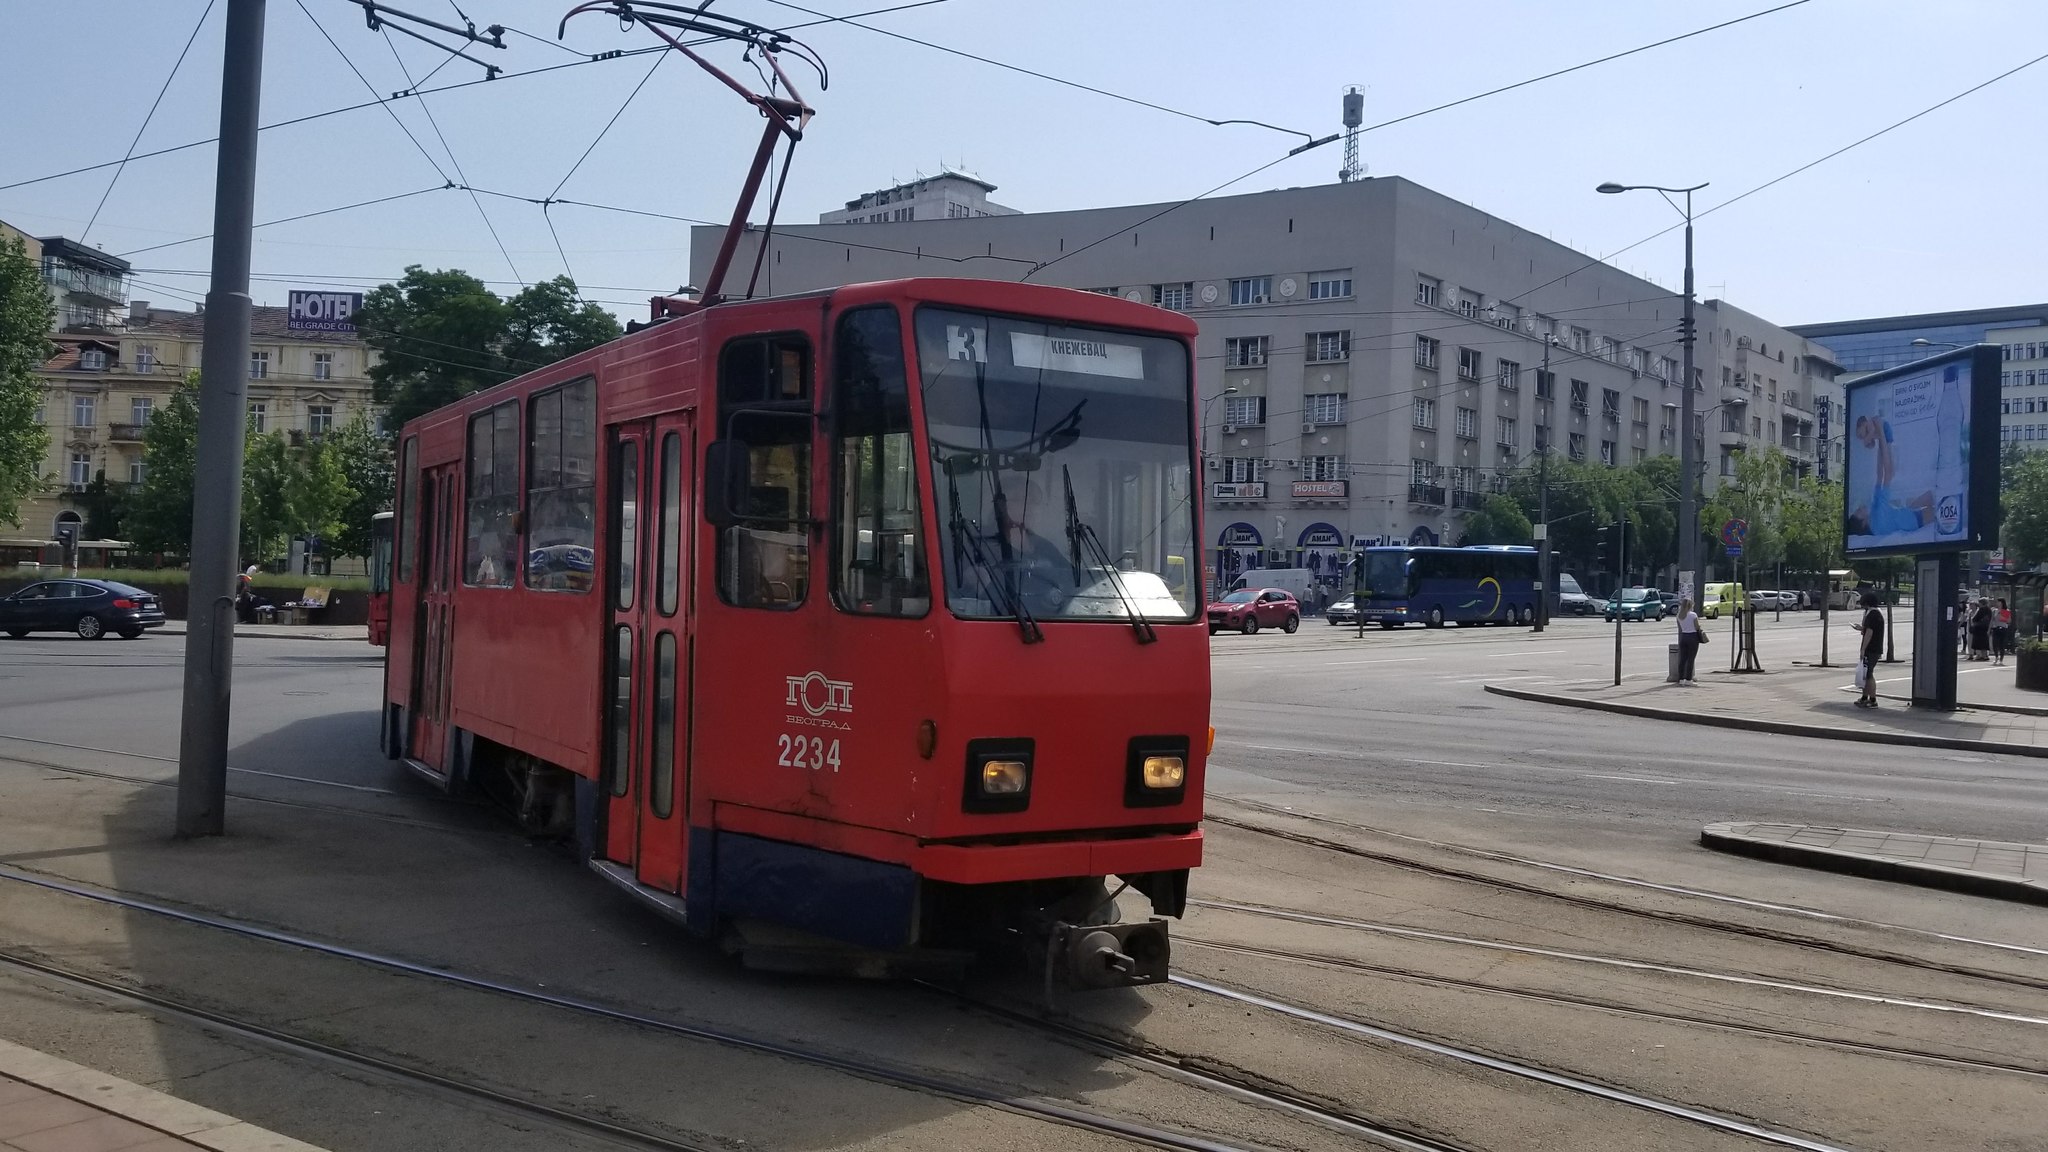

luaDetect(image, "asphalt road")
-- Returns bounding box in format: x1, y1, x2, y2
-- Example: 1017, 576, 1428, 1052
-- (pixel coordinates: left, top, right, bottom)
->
1, 623, 2044, 1151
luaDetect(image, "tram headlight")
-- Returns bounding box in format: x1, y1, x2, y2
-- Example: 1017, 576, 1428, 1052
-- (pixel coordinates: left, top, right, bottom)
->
1140, 756, 1185, 790
1125, 737, 1191, 807
963, 739, 1033, 813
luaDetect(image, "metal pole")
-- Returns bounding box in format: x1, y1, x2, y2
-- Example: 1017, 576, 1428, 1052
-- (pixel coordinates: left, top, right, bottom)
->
1535, 340, 1553, 632
1677, 196, 1699, 608
1884, 559, 1898, 662
1613, 518, 1625, 686
177, 0, 265, 839
1775, 559, 1782, 622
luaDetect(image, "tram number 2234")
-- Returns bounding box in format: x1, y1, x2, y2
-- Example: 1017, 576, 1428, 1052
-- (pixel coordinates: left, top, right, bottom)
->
777, 734, 842, 773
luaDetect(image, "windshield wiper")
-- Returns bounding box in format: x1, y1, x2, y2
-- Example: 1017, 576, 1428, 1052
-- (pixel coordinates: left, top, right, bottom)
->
1062, 466, 1157, 644
945, 464, 1042, 644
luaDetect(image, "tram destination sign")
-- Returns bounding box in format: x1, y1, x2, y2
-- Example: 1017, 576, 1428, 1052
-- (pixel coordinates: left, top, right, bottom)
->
288, 290, 362, 332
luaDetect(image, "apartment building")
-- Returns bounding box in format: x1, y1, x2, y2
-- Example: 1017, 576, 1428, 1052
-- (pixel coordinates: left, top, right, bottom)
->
693, 176, 1830, 586
818, 169, 1019, 224
19, 299, 378, 543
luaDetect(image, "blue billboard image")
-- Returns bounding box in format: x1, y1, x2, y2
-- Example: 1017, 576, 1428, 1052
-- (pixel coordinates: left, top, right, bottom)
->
1842, 344, 2000, 557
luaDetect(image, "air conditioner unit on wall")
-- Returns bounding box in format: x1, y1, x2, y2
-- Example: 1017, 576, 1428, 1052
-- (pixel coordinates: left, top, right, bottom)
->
1251, 295, 1268, 304
1222, 425, 1236, 434
1302, 422, 1317, 434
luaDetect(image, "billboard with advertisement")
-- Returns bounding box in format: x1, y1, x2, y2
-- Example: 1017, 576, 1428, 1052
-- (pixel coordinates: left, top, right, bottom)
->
288, 290, 362, 332
1842, 344, 2000, 557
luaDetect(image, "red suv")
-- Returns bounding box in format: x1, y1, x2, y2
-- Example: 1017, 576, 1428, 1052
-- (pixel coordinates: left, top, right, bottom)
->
1206, 588, 1300, 635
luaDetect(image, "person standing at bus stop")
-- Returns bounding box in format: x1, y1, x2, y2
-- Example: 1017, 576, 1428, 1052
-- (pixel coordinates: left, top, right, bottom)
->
1852, 590, 1885, 708
1674, 597, 1703, 686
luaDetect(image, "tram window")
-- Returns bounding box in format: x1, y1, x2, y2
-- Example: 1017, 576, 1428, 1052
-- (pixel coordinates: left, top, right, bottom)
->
607, 626, 632, 797
716, 335, 812, 611
651, 631, 677, 818
525, 377, 597, 592
464, 402, 520, 587
658, 432, 682, 616
397, 437, 417, 583
831, 307, 928, 616
615, 441, 639, 612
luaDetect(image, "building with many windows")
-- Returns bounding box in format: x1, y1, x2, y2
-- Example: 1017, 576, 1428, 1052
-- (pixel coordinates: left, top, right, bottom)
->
698, 176, 1832, 589
18, 298, 378, 545
818, 169, 1019, 225
1789, 304, 2048, 459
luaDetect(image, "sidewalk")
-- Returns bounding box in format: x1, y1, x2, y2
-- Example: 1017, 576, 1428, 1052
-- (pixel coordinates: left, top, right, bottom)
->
155, 622, 367, 643
0, 1038, 325, 1151
1703, 821, 2048, 906
1485, 661, 2048, 757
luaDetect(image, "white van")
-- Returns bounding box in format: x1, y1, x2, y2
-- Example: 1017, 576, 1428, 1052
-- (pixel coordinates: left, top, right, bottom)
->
1227, 568, 1319, 604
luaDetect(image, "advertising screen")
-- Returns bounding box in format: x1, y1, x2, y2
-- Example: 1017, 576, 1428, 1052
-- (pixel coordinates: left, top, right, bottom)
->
1842, 345, 1999, 557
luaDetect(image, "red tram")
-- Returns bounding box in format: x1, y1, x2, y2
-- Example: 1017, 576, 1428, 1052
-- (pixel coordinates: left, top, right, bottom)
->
379, 278, 1208, 986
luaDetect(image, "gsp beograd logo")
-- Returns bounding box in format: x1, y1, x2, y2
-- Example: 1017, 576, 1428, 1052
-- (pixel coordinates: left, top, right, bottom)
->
785, 671, 853, 728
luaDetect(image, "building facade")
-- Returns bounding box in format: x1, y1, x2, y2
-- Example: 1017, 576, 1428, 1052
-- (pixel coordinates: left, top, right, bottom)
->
699, 177, 1832, 588
19, 298, 378, 544
818, 170, 1019, 224
1991, 324, 2048, 449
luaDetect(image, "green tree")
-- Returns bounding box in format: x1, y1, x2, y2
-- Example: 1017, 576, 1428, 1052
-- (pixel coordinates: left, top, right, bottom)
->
2000, 449, 2048, 568
240, 429, 295, 563
292, 438, 355, 551
1779, 476, 1844, 575
327, 411, 393, 558
125, 374, 202, 555
1459, 493, 1533, 546
0, 235, 55, 527
357, 268, 620, 431
77, 470, 130, 540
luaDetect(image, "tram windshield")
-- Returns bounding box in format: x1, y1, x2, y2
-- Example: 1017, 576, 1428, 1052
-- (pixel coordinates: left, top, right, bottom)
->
369, 513, 395, 595
916, 307, 1197, 629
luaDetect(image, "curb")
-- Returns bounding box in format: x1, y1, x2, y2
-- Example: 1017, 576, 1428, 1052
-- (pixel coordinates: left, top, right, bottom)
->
1876, 690, 2048, 717
1482, 682, 2048, 759
157, 626, 368, 643
1700, 823, 2048, 906
0, 1035, 327, 1151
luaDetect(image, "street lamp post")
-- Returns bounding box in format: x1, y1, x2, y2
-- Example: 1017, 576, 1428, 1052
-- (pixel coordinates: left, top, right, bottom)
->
1534, 336, 1556, 633
1598, 180, 1707, 608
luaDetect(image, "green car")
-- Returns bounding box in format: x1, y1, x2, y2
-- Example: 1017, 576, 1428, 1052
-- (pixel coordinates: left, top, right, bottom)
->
1604, 586, 1666, 622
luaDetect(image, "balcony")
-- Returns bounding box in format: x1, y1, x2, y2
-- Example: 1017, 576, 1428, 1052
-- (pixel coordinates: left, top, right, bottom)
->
45, 265, 128, 309
1212, 481, 1266, 501
1408, 483, 1446, 507
108, 422, 147, 443
1451, 489, 1483, 511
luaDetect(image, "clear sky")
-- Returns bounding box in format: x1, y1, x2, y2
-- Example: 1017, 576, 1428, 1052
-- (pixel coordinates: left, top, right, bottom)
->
4, 0, 2043, 328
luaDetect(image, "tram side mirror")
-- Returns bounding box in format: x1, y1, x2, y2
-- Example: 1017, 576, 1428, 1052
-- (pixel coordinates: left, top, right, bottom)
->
703, 439, 748, 530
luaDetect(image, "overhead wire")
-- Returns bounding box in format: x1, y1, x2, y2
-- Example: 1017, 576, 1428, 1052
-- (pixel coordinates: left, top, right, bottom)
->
376, 24, 525, 286
292, 0, 453, 183
81, 0, 218, 245
753, 0, 1311, 139
113, 185, 453, 258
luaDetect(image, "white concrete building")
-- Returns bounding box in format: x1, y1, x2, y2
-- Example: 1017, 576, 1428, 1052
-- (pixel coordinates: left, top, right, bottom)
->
700, 176, 1831, 588
819, 170, 1018, 224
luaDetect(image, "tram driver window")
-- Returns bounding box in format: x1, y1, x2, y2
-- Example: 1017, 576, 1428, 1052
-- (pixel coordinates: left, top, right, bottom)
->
465, 402, 520, 587
717, 335, 812, 610
525, 377, 597, 592
832, 307, 928, 616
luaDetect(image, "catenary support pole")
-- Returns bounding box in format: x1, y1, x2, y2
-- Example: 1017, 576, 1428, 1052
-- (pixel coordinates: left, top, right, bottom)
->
1613, 518, 1626, 686
177, 0, 265, 839
1534, 338, 1554, 632
1678, 195, 1698, 609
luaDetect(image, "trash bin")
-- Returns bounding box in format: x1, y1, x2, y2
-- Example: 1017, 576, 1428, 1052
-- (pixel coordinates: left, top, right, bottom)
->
1667, 643, 1681, 683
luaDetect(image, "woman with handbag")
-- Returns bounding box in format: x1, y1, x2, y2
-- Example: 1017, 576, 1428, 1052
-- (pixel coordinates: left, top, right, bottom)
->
1675, 596, 1705, 686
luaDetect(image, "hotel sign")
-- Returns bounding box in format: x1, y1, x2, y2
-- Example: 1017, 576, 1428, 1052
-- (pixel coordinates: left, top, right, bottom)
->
288, 290, 362, 332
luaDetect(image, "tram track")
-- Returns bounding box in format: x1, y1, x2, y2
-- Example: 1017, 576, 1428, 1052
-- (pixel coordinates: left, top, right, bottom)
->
1216, 797, 2048, 959
1187, 898, 2048, 1027
1207, 807, 2048, 992
1177, 936, 2048, 1080
0, 865, 1283, 1152
0, 950, 717, 1152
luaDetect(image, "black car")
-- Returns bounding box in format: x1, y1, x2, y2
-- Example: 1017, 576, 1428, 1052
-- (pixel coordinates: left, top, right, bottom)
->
0, 578, 167, 639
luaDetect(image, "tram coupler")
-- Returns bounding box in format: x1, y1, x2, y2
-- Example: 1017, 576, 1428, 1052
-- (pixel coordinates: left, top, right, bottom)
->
1047, 918, 1171, 990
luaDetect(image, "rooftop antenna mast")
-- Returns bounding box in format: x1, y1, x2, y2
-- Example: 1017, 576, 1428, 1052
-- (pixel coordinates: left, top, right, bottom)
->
1339, 85, 1364, 183
559, 0, 826, 310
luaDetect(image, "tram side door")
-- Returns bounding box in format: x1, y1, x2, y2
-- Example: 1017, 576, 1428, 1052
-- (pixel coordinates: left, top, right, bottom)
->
409, 466, 458, 775
602, 414, 696, 895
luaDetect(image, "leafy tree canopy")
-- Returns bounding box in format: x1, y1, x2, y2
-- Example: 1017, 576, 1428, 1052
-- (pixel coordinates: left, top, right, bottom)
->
358, 267, 621, 431
0, 235, 54, 528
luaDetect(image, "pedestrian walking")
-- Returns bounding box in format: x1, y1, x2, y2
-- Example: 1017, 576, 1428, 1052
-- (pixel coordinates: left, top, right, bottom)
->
1674, 596, 1704, 686
1852, 591, 1884, 708
1994, 597, 2014, 666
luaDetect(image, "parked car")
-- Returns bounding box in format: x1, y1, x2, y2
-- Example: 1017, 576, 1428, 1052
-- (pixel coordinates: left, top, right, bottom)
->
1604, 586, 1666, 622
0, 578, 166, 639
1207, 588, 1301, 635
1325, 595, 1359, 625
1556, 573, 1596, 616
1749, 589, 1799, 611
